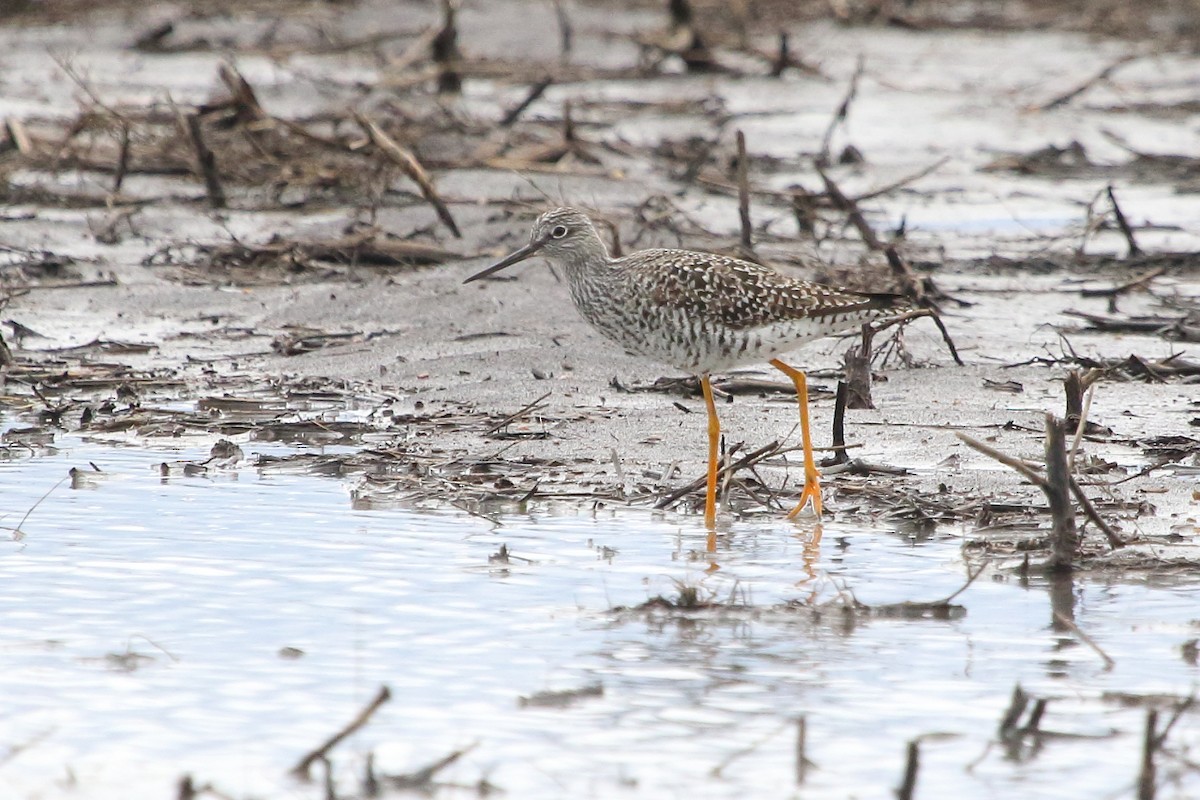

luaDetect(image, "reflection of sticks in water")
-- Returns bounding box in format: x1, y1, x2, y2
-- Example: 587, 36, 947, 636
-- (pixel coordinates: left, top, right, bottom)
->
1139, 697, 1196, 800
998, 684, 1030, 739
1139, 708, 1158, 800
1052, 611, 1115, 670
290, 684, 392, 780
896, 739, 920, 800
795, 716, 812, 784
385, 742, 478, 790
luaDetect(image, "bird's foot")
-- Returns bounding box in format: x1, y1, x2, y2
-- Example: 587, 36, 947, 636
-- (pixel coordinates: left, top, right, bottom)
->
787, 474, 823, 519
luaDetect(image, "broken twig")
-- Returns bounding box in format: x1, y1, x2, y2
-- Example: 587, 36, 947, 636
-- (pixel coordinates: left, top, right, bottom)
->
353, 112, 461, 238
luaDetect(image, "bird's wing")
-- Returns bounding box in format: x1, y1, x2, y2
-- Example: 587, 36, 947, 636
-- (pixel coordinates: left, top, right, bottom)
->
631, 249, 896, 330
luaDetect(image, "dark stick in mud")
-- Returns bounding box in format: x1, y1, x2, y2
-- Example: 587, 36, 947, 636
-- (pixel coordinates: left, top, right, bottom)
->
815, 166, 915, 296
1079, 266, 1166, 310
815, 166, 964, 365
112, 121, 130, 194
183, 113, 226, 209
1063, 368, 1097, 436
291, 684, 392, 780
956, 414, 1082, 571
1069, 478, 1125, 549
853, 157, 950, 204
843, 323, 875, 409
1038, 54, 1136, 111
5, 118, 33, 155
818, 55, 863, 166
553, 0, 572, 57
735, 130, 754, 256
830, 382, 849, 465
1106, 184, 1141, 258
501, 78, 553, 127
432, 0, 462, 94
215, 62, 266, 122
1043, 414, 1078, 571
770, 32, 790, 77
486, 390, 553, 435
0, 328, 12, 367
665, 0, 716, 72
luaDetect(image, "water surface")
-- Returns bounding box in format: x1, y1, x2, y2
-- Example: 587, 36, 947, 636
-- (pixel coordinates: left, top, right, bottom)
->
2, 433, 1197, 799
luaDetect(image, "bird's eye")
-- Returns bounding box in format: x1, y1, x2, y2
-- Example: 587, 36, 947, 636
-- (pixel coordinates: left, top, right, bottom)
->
551, 225, 569, 238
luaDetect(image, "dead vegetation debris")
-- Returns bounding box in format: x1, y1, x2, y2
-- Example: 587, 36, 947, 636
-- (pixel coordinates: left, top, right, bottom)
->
610, 574, 970, 622
0, 0, 1195, 577
142, 230, 463, 286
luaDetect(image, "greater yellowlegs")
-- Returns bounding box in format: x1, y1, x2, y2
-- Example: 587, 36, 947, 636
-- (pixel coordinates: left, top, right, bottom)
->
464, 207, 905, 529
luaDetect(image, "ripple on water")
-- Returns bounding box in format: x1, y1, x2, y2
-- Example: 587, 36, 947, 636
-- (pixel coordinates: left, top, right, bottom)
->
1, 437, 1198, 799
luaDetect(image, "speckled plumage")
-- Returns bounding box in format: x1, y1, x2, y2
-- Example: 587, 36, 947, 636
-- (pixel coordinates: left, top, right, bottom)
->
464, 206, 907, 530
466, 207, 903, 372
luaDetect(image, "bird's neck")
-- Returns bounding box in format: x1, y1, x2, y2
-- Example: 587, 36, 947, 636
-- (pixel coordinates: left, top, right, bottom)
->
560, 241, 618, 316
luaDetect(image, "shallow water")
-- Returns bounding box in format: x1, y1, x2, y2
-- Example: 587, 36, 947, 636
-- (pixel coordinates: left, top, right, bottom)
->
2, 431, 1197, 799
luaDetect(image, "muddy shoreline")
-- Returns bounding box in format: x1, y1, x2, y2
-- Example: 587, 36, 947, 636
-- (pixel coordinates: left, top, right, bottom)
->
2, 0, 1198, 555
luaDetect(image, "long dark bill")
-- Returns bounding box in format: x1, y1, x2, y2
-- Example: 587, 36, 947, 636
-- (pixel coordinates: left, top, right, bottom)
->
462, 237, 548, 284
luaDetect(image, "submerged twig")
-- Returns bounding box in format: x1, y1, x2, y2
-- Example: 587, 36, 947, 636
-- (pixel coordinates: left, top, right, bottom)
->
1051, 610, 1115, 669
291, 685, 392, 780
4, 474, 69, 540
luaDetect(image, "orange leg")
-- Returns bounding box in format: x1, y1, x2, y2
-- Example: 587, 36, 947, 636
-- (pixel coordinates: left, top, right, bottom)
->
769, 359, 823, 518
700, 375, 720, 536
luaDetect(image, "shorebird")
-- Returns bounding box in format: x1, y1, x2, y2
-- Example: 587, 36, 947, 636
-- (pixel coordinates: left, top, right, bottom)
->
464, 207, 905, 530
